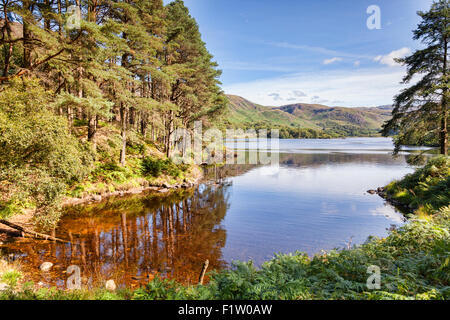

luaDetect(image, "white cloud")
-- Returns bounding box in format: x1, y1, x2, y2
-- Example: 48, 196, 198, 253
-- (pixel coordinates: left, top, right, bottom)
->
374, 47, 411, 67
222, 67, 410, 107
311, 95, 329, 104
268, 93, 283, 101
354, 60, 361, 67
323, 57, 343, 65
292, 90, 307, 97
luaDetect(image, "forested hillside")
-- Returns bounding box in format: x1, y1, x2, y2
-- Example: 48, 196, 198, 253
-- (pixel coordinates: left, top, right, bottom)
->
0, 0, 226, 227
225, 94, 392, 138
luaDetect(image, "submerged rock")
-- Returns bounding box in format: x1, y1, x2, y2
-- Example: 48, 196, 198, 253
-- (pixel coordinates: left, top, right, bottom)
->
39, 262, 53, 272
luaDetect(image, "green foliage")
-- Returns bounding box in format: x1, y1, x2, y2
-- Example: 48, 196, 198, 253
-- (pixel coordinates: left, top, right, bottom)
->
0, 200, 22, 219
0, 285, 128, 301
133, 276, 189, 300
141, 157, 188, 178
385, 156, 449, 212
1, 270, 22, 289
382, 0, 449, 155
0, 78, 95, 228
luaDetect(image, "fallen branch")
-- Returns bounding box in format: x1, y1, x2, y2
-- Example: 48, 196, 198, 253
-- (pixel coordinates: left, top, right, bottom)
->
0, 219, 69, 243
198, 259, 209, 285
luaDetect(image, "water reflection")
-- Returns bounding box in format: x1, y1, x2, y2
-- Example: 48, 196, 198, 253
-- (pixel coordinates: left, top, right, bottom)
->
3, 185, 231, 288
219, 151, 411, 264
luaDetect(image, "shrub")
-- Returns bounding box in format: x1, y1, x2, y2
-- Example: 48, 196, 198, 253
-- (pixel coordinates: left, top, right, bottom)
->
141, 157, 187, 178
385, 156, 449, 212
0, 78, 94, 225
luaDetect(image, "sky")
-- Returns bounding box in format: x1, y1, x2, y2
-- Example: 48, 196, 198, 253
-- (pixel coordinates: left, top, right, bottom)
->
170, 0, 435, 107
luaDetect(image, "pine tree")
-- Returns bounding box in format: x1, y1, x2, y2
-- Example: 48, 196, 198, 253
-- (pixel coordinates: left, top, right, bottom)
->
382, 0, 449, 155
163, 0, 227, 156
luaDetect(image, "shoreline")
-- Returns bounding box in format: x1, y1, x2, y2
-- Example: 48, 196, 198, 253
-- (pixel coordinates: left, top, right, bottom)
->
367, 186, 414, 214
0, 168, 204, 243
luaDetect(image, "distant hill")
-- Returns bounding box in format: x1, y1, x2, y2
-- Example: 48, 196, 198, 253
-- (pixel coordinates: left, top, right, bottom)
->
226, 95, 320, 129
225, 94, 393, 137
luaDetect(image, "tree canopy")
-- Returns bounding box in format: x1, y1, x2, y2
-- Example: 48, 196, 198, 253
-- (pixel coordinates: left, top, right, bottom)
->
0, 0, 227, 159
382, 0, 449, 155
0, 0, 227, 226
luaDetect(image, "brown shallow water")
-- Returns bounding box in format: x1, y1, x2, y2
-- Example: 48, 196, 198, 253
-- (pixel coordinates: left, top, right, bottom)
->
2, 185, 231, 289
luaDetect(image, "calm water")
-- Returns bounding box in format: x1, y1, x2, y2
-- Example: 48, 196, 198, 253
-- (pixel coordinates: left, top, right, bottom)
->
2, 138, 425, 288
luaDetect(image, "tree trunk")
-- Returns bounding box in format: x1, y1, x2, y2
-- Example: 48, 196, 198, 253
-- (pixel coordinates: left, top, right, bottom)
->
22, 1, 32, 69
441, 103, 448, 156
67, 106, 73, 133
120, 105, 127, 165
165, 110, 173, 157
441, 38, 448, 156
2, 14, 13, 77
88, 114, 98, 151
141, 115, 148, 136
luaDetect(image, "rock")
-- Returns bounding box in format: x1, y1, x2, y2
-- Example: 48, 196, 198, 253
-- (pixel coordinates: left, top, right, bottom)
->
377, 187, 384, 193
367, 190, 377, 195
158, 188, 169, 193
39, 262, 53, 272
105, 279, 116, 291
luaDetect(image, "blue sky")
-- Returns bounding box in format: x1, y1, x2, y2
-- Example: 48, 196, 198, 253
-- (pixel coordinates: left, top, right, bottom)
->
170, 0, 434, 107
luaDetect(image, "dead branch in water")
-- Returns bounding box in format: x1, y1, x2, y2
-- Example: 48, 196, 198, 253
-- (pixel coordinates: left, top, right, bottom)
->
198, 259, 209, 285
0, 219, 69, 243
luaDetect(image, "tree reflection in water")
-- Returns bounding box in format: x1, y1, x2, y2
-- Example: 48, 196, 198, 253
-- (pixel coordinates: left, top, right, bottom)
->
3, 184, 231, 288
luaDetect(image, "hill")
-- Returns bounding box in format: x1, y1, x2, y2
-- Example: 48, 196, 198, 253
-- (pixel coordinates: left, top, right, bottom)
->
225, 94, 393, 138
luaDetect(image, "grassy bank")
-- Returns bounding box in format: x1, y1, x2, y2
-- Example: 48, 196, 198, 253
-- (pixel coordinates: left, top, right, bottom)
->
1, 157, 449, 300
383, 156, 449, 214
